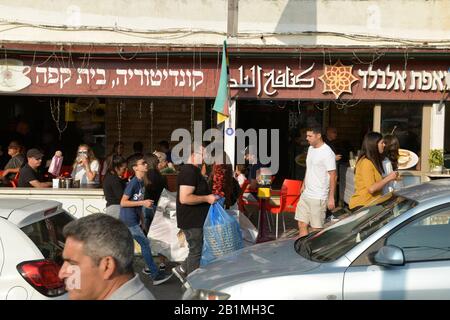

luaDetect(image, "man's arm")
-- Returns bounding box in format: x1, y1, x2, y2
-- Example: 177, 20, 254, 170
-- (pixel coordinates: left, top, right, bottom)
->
300, 169, 306, 194
2, 168, 20, 177
179, 185, 216, 205
120, 194, 153, 208
29, 180, 52, 188
327, 170, 337, 210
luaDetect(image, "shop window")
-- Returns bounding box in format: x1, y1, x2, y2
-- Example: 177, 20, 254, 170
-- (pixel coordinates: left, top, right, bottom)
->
381, 103, 422, 170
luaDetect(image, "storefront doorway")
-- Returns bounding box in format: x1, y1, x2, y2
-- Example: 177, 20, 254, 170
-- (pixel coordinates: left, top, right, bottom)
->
236, 100, 289, 184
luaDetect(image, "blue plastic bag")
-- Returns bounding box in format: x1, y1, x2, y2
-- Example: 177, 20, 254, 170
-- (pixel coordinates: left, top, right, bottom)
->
200, 198, 244, 266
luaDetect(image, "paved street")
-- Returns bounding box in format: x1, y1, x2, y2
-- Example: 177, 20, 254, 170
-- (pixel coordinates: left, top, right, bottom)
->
135, 209, 302, 300
134, 256, 185, 300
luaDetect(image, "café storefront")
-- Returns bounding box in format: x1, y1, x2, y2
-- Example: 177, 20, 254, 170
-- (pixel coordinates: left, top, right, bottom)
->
0, 49, 449, 211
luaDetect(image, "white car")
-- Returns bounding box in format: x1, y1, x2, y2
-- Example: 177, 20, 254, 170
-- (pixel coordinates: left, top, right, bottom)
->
0, 199, 74, 300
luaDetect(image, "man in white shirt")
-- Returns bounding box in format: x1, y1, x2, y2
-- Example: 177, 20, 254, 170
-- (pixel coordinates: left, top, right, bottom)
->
295, 127, 337, 237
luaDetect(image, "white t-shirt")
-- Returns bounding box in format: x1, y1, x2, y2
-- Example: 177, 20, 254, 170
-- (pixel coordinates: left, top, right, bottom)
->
71, 159, 100, 184
302, 143, 336, 200
236, 173, 246, 187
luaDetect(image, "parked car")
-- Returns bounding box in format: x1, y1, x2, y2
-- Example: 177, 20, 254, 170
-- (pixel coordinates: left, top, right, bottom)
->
183, 179, 450, 300
0, 199, 74, 300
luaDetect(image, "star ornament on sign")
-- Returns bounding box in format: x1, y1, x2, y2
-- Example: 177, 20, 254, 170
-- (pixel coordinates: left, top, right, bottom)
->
318, 60, 359, 99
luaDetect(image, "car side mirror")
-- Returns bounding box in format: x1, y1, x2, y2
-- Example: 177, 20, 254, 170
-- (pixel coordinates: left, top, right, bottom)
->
374, 245, 405, 266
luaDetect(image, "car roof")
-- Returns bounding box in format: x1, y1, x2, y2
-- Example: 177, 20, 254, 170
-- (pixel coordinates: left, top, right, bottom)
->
0, 198, 61, 219
395, 179, 450, 203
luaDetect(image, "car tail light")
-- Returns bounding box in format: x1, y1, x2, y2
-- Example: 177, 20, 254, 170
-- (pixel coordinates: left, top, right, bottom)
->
17, 260, 66, 297
44, 207, 58, 216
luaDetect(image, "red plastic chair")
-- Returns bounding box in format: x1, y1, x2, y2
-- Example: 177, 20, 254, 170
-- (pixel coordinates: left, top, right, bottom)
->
237, 180, 260, 213
60, 165, 72, 178
266, 179, 303, 238
10, 172, 20, 188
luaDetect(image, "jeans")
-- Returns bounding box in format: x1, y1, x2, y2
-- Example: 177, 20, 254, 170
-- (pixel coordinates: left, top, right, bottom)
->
128, 224, 159, 278
143, 205, 157, 235
181, 228, 203, 275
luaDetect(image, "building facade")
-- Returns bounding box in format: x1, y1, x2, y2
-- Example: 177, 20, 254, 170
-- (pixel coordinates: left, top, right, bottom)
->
0, 0, 449, 185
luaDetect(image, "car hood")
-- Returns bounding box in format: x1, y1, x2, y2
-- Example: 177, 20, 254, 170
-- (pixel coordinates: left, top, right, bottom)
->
186, 238, 320, 291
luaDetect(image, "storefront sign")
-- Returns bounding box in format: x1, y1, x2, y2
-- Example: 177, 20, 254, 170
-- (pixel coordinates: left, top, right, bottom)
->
29, 66, 205, 91
229, 64, 315, 96
0, 56, 448, 101
230, 60, 450, 99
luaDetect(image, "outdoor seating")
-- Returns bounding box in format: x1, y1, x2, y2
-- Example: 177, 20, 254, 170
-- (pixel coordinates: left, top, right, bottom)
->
266, 179, 302, 239
237, 180, 259, 214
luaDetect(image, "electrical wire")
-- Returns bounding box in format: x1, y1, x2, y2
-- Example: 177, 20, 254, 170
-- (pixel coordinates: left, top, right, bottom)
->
1, 19, 450, 47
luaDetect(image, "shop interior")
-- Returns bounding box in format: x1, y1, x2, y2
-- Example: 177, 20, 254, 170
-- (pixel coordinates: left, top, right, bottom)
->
0, 95, 208, 170
237, 99, 374, 184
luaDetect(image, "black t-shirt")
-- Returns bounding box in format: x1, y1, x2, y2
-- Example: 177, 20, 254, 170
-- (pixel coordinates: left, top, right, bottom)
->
144, 169, 167, 204
18, 164, 43, 187
103, 172, 126, 207
248, 161, 263, 181
324, 138, 349, 163
176, 164, 211, 229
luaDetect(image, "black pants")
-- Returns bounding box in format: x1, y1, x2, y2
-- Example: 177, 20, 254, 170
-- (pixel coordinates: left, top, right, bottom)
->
181, 228, 203, 275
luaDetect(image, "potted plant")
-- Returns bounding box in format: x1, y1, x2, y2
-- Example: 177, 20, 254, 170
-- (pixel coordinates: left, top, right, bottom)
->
429, 149, 444, 173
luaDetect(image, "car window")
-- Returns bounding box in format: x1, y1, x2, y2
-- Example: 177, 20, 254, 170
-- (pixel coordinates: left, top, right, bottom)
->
296, 194, 417, 262
21, 211, 74, 266
387, 207, 450, 262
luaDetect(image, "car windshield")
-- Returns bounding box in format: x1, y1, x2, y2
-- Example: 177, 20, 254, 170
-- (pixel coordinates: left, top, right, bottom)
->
20, 211, 74, 266
295, 194, 417, 262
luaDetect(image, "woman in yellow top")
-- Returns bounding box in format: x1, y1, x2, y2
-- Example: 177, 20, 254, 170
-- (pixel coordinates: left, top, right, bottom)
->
349, 132, 398, 211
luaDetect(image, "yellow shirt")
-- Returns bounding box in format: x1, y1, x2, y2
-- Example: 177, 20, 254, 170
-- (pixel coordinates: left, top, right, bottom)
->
349, 158, 382, 209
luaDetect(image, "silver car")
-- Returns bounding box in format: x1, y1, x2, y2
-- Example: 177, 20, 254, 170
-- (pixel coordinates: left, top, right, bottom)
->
0, 199, 73, 299
183, 179, 450, 300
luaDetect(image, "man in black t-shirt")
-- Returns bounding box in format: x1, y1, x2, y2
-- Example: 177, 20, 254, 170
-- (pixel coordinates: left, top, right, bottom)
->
18, 149, 52, 188
172, 144, 216, 283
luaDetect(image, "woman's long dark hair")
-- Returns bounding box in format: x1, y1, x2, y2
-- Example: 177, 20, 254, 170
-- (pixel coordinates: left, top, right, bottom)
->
356, 132, 384, 175
383, 134, 400, 171
143, 153, 160, 189
108, 155, 127, 176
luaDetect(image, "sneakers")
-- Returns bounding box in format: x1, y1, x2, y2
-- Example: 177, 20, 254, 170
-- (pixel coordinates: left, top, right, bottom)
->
142, 267, 152, 276
152, 271, 173, 286
172, 265, 187, 284
143, 262, 166, 274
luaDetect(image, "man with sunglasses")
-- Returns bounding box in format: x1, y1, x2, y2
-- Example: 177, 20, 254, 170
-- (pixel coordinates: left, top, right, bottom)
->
18, 148, 52, 188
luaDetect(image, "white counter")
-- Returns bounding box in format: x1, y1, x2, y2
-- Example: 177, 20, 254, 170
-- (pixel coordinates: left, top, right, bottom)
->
0, 187, 106, 219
